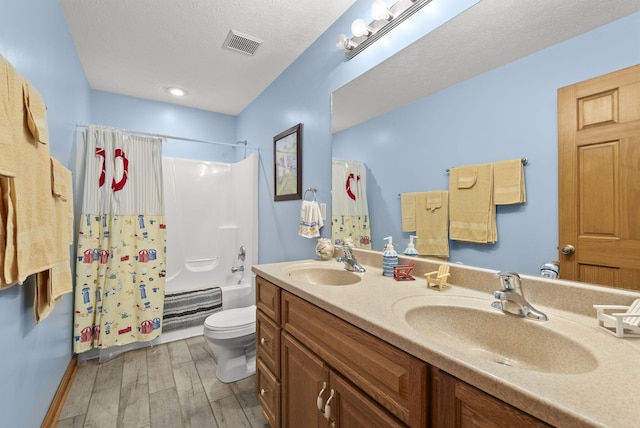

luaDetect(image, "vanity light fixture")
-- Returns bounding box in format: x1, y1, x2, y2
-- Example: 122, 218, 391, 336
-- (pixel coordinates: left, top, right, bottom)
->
337, 0, 433, 60
165, 87, 188, 97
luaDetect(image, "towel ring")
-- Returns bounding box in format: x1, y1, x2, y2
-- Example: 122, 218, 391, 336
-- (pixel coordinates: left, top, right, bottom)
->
304, 187, 318, 201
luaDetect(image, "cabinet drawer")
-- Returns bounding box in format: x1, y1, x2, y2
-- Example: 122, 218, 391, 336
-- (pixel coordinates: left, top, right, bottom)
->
257, 358, 280, 428
282, 291, 427, 427
257, 309, 281, 377
256, 276, 280, 321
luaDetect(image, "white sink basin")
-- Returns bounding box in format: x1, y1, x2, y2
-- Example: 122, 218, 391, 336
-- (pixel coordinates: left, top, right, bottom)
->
394, 296, 598, 374
286, 266, 362, 286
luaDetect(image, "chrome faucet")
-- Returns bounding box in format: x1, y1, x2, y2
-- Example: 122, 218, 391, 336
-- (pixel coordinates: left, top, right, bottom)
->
231, 245, 246, 283
491, 271, 548, 321
336, 245, 366, 273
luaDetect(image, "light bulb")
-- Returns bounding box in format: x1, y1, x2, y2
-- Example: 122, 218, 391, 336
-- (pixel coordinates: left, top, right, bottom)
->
371, 0, 393, 21
351, 19, 372, 37
166, 87, 187, 97
336, 34, 355, 50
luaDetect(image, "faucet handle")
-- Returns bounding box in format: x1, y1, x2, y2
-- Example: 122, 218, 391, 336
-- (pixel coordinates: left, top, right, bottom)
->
493, 290, 506, 300
497, 271, 520, 290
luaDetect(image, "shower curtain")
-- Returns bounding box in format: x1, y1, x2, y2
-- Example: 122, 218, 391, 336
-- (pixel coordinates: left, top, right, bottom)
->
73, 126, 166, 353
331, 159, 371, 249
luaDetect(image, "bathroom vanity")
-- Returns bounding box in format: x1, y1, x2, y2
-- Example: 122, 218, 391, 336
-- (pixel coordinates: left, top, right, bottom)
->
253, 250, 640, 427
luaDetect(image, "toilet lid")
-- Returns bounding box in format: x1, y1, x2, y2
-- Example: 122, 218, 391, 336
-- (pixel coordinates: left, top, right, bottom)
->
204, 305, 256, 331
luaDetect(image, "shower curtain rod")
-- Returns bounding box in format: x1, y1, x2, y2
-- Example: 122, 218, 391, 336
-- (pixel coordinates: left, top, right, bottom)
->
76, 123, 258, 151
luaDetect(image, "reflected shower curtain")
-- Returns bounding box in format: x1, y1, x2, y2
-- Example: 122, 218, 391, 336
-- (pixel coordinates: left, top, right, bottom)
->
73, 126, 166, 353
331, 159, 371, 249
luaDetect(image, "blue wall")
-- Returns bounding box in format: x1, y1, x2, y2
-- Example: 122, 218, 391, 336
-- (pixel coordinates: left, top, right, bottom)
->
332, 12, 640, 275
1, 0, 638, 425
0, 1, 90, 427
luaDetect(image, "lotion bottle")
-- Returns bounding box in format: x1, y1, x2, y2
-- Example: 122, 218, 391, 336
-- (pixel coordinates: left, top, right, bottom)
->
382, 236, 398, 277
403, 235, 419, 256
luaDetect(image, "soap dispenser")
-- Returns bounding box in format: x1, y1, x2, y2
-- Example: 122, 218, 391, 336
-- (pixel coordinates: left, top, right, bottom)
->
403, 235, 419, 256
382, 236, 398, 277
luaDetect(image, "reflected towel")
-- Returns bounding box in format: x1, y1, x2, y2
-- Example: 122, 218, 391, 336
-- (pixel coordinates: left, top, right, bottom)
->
493, 158, 526, 205
449, 163, 496, 243
299, 200, 323, 238
401, 192, 416, 232
416, 191, 449, 258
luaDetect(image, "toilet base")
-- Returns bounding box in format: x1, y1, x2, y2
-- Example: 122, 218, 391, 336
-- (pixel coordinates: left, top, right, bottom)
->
215, 342, 257, 383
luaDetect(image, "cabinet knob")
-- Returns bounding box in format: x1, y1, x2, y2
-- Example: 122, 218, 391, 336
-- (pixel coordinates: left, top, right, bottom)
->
260, 388, 267, 396
260, 337, 267, 345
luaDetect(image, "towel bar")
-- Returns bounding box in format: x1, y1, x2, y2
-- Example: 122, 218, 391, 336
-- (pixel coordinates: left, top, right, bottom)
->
445, 157, 528, 173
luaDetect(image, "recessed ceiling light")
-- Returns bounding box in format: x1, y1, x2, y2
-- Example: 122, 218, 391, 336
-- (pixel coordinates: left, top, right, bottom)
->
166, 87, 188, 97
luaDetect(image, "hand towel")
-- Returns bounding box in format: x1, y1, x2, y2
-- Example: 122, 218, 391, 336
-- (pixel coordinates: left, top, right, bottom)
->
401, 192, 416, 232
457, 165, 477, 189
449, 163, 496, 243
493, 158, 526, 205
299, 200, 323, 238
23, 79, 49, 145
416, 191, 450, 258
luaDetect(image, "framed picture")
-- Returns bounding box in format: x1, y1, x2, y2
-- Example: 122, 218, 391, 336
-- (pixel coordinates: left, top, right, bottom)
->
274, 123, 302, 201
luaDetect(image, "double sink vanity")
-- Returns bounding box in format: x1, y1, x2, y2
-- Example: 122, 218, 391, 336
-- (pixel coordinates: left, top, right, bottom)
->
252, 249, 640, 427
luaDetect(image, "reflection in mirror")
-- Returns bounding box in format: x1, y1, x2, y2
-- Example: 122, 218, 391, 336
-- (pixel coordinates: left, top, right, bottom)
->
331, 1, 640, 290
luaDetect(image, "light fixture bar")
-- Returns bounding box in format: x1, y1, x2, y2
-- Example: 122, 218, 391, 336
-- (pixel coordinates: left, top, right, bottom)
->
345, 0, 433, 60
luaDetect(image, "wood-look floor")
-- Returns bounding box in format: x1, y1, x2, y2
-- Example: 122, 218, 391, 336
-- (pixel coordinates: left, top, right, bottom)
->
56, 335, 267, 428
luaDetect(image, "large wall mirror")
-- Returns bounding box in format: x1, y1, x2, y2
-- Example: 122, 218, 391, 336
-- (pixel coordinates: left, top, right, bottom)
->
331, 0, 640, 290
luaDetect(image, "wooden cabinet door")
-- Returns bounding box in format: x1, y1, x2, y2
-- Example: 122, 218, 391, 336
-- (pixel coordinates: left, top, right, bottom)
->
281, 333, 328, 428
330, 371, 405, 428
558, 64, 640, 289
430, 367, 551, 428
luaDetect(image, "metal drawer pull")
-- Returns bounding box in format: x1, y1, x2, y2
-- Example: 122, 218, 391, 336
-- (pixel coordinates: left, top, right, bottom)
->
324, 389, 335, 420
316, 382, 327, 411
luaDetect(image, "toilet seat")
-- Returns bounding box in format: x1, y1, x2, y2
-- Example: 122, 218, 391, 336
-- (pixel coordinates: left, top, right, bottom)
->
204, 305, 256, 339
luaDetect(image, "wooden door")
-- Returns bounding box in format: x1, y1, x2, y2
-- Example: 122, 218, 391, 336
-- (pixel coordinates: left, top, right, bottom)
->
329, 371, 405, 428
558, 64, 640, 290
281, 333, 327, 428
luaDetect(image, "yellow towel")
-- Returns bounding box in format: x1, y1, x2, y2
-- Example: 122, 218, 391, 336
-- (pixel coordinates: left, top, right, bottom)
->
0, 55, 18, 178
3, 77, 56, 285
33, 158, 74, 320
23, 79, 49, 145
0, 177, 10, 289
493, 158, 526, 205
416, 191, 449, 258
401, 192, 416, 232
449, 163, 496, 243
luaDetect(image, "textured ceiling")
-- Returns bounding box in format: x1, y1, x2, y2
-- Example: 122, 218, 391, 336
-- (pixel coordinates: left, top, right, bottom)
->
332, 0, 640, 132
61, 0, 358, 116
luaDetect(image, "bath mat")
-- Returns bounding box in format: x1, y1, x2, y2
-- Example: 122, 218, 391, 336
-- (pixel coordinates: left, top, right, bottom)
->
162, 287, 222, 332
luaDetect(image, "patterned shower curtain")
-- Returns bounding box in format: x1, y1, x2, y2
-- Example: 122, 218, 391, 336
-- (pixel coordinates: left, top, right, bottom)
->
73, 125, 166, 353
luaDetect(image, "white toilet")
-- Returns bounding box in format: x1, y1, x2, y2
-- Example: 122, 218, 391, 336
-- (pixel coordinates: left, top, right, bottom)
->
203, 303, 256, 383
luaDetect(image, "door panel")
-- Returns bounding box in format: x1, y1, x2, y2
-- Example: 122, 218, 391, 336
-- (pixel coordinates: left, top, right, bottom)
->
558, 64, 640, 290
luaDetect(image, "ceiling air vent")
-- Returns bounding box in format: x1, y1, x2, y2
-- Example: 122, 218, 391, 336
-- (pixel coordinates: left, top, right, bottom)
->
223, 30, 263, 56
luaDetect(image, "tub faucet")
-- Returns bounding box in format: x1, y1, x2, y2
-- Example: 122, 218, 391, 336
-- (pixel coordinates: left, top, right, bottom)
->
336, 246, 366, 273
491, 271, 548, 321
231, 265, 244, 273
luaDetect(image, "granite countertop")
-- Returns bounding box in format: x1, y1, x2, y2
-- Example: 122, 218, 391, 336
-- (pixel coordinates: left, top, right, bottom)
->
252, 250, 640, 428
